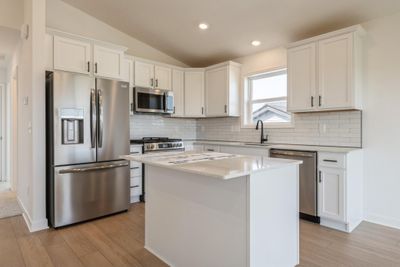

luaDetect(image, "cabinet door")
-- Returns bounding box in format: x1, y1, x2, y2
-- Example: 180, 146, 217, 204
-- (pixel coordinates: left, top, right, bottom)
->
184, 71, 205, 117
154, 65, 172, 90
318, 33, 353, 110
318, 167, 345, 222
53, 36, 91, 75
205, 66, 228, 117
93, 45, 124, 79
122, 58, 134, 115
287, 43, 316, 112
171, 69, 184, 117
135, 61, 154, 88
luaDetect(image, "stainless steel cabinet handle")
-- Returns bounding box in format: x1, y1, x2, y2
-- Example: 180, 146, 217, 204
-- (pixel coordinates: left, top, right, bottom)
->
270, 151, 315, 158
173, 106, 176, 114
319, 95, 322, 107
323, 159, 338, 163
95, 62, 98, 74
201, 107, 204, 115
131, 185, 140, 188
150, 78, 154, 87
155, 79, 159, 88
87, 61, 90, 73
319, 171, 322, 183
90, 89, 96, 148
131, 167, 140, 170
207, 149, 215, 152
130, 152, 140, 154
311, 96, 314, 107
98, 89, 104, 148
224, 104, 227, 113
59, 162, 129, 174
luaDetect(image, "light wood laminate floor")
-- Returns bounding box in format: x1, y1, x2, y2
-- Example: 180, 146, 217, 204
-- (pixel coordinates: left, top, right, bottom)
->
1, 203, 400, 267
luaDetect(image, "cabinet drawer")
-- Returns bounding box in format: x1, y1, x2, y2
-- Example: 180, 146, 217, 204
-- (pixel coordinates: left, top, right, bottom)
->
130, 166, 142, 177
130, 146, 143, 154
318, 152, 346, 168
130, 161, 141, 169
203, 145, 220, 152
130, 177, 142, 187
130, 186, 142, 197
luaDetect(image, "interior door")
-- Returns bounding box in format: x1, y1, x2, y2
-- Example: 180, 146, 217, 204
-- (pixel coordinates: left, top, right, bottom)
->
51, 71, 95, 166
96, 78, 130, 162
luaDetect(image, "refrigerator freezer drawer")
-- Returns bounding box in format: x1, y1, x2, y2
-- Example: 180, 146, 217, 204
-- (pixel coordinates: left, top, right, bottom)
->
52, 161, 130, 227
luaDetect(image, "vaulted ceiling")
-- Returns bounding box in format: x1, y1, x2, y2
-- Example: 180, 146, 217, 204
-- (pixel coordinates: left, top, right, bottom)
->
61, 0, 400, 66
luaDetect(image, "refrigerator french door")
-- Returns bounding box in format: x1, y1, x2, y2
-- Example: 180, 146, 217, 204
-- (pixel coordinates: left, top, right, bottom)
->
46, 71, 130, 228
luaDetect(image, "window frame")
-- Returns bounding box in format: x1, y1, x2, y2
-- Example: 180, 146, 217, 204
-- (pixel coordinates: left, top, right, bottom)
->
241, 67, 294, 129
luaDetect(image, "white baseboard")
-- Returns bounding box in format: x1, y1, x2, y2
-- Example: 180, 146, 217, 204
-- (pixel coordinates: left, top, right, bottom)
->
17, 197, 48, 232
364, 213, 400, 230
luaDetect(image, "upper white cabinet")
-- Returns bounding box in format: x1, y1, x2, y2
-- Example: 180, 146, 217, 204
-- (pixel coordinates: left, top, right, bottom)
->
135, 60, 172, 90
51, 32, 127, 80
184, 69, 205, 117
171, 69, 185, 117
287, 25, 364, 113
154, 65, 172, 90
287, 43, 316, 112
53, 35, 91, 75
93, 44, 124, 79
134, 61, 154, 88
205, 61, 241, 117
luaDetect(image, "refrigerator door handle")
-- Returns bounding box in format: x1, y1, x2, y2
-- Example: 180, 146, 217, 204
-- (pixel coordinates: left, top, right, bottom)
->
58, 162, 129, 174
90, 89, 96, 148
98, 89, 104, 148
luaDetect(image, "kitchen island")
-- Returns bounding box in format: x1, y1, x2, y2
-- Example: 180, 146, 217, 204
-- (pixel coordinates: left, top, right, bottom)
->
121, 152, 301, 267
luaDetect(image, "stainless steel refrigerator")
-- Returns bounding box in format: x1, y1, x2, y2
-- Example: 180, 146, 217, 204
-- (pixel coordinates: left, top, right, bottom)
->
46, 71, 130, 228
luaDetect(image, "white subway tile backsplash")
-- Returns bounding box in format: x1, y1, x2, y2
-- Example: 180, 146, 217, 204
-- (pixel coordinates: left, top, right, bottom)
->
129, 111, 362, 147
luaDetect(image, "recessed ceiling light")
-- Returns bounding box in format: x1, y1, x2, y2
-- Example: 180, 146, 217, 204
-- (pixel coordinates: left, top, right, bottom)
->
251, 40, 261, 46
198, 23, 209, 30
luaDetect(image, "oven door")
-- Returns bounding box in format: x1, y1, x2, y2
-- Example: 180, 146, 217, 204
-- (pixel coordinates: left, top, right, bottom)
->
135, 87, 165, 113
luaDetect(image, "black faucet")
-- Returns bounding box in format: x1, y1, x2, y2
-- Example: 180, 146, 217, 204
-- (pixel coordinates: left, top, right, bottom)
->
255, 120, 268, 144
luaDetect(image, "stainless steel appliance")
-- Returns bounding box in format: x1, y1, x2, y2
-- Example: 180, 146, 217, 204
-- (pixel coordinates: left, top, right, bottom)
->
130, 137, 184, 201
46, 71, 130, 228
270, 149, 319, 223
134, 87, 174, 114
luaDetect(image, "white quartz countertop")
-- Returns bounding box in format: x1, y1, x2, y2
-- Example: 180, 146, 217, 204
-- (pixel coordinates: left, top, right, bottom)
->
121, 152, 302, 180
192, 140, 361, 153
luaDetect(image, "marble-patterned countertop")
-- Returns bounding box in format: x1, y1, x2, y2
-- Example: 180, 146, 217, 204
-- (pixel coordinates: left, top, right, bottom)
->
121, 152, 301, 180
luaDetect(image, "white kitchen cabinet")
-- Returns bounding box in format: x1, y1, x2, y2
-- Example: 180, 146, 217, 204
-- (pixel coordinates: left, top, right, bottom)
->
318, 33, 354, 110
318, 167, 345, 222
93, 44, 124, 79
287, 25, 364, 112
122, 56, 134, 115
205, 61, 241, 117
135, 61, 154, 88
184, 69, 205, 117
53, 35, 91, 75
287, 43, 316, 112
317, 151, 363, 233
154, 65, 172, 90
171, 69, 185, 117
135, 60, 172, 90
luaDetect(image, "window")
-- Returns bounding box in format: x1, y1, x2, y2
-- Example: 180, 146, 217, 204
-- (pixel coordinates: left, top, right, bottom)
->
244, 69, 292, 127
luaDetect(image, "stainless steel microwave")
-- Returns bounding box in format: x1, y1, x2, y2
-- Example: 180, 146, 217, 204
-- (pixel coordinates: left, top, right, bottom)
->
134, 87, 174, 114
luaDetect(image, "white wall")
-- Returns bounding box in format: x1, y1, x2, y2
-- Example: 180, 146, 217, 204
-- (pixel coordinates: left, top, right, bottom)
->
361, 12, 400, 229
0, 0, 24, 30
45, 0, 188, 67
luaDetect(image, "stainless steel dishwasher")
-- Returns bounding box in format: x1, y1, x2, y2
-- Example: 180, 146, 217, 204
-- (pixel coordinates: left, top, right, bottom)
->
270, 149, 319, 223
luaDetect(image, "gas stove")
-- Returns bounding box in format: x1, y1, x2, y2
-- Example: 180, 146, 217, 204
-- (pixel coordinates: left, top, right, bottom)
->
131, 137, 185, 153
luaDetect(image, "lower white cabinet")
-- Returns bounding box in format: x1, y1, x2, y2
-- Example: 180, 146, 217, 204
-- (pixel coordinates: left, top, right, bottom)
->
318, 167, 345, 222
130, 145, 143, 203
317, 151, 363, 232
